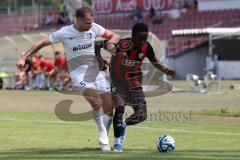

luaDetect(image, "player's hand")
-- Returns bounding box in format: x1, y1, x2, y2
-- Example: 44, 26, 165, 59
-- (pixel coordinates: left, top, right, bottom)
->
106, 42, 116, 55
16, 53, 26, 70
164, 68, 176, 77
63, 76, 71, 86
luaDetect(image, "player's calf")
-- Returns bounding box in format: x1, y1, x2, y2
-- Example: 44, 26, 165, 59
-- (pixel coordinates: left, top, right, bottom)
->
125, 101, 147, 125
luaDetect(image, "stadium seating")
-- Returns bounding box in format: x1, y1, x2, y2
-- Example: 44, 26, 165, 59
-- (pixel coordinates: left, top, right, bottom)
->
0, 9, 240, 56
94, 9, 240, 56
0, 11, 60, 36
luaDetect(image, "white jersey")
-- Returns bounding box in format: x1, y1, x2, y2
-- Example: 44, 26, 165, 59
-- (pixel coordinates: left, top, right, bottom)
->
49, 23, 110, 93
49, 23, 105, 60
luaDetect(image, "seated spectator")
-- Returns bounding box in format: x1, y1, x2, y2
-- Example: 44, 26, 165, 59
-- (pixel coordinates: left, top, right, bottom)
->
131, 6, 143, 21
152, 11, 164, 25
31, 53, 45, 89
50, 51, 69, 89
14, 71, 27, 90
58, 12, 69, 25
54, 51, 68, 71
40, 56, 55, 90
149, 6, 155, 19
43, 13, 54, 26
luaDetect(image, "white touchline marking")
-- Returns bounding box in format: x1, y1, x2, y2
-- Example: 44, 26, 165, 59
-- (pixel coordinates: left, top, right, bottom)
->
134, 126, 240, 136
0, 118, 92, 125
0, 117, 240, 136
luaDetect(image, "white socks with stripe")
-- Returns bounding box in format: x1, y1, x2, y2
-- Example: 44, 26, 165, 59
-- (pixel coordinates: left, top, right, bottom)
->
102, 114, 113, 134
92, 108, 109, 145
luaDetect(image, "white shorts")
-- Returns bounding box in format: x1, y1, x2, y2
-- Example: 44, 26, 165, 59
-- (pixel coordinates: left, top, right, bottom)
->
70, 65, 110, 95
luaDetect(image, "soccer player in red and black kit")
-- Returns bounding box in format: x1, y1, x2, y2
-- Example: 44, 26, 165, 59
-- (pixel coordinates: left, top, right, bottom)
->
95, 23, 175, 152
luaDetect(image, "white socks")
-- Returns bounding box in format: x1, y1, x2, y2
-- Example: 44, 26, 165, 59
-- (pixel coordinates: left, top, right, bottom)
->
92, 108, 109, 145
115, 137, 121, 144
122, 119, 127, 128
102, 114, 113, 134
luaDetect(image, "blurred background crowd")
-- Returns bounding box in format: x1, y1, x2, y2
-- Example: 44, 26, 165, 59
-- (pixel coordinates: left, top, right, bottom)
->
0, 0, 240, 90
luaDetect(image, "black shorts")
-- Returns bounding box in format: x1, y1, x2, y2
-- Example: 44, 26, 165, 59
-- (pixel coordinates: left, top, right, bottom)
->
111, 83, 146, 106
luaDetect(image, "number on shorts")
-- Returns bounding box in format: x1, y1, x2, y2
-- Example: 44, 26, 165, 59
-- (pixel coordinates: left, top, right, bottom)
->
80, 81, 86, 87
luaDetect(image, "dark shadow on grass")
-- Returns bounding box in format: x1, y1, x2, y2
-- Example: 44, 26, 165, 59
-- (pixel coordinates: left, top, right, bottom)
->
0, 148, 239, 160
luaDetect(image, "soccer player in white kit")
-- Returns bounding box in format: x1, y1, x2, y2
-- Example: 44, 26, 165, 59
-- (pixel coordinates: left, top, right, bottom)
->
17, 7, 120, 151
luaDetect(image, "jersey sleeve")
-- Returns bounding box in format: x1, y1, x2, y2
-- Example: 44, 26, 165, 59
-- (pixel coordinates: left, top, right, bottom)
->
146, 42, 157, 62
49, 28, 65, 44
92, 23, 106, 37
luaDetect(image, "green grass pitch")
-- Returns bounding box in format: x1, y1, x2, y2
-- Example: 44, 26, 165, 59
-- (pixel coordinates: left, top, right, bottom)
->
0, 80, 239, 160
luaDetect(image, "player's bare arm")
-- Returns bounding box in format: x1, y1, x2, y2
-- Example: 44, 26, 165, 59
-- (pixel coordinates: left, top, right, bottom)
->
151, 58, 176, 77
103, 29, 120, 55
94, 41, 109, 71
16, 38, 51, 70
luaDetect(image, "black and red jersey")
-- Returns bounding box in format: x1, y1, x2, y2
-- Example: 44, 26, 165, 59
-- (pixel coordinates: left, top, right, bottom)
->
95, 38, 157, 88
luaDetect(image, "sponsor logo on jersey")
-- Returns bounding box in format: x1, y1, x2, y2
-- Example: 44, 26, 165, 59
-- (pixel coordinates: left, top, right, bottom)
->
87, 33, 92, 39
122, 59, 139, 66
69, 36, 76, 40
118, 39, 133, 52
73, 43, 93, 52
69, 33, 92, 40
139, 53, 144, 59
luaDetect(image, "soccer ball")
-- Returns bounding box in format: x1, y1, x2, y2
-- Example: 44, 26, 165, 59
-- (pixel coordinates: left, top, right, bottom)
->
156, 135, 175, 152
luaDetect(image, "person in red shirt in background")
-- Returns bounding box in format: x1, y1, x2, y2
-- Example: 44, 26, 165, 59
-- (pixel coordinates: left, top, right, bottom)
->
31, 52, 45, 89
54, 51, 67, 71
50, 51, 70, 89
40, 56, 55, 90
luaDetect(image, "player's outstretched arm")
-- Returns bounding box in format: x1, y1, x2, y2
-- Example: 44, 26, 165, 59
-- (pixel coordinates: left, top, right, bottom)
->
151, 58, 176, 77
16, 37, 51, 70
147, 44, 175, 77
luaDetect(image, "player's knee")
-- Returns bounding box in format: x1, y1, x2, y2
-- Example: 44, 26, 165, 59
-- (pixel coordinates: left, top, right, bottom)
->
91, 99, 102, 108
102, 95, 114, 116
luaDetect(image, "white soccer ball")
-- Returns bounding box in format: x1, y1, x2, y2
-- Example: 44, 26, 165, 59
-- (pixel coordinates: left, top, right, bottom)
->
156, 135, 175, 152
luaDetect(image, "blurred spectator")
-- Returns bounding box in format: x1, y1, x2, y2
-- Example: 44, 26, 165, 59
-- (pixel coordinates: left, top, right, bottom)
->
50, 51, 69, 89
149, 6, 155, 19
58, 12, 69, 25
42, 13, 54, 26
14, 71, 27, 90
194, 0, 198, 11
57, 0, 69, 25
40, 57, 55, 90
25, 57, 33, 89
183, 0, 189, 10
31, 53, 45, 89
213, 54, 218, 75
54, 51, 67, 71
152, 11, 164, 25
186, 0, 197, 14
131, 6, 143, 21
58, 0, 66, 15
